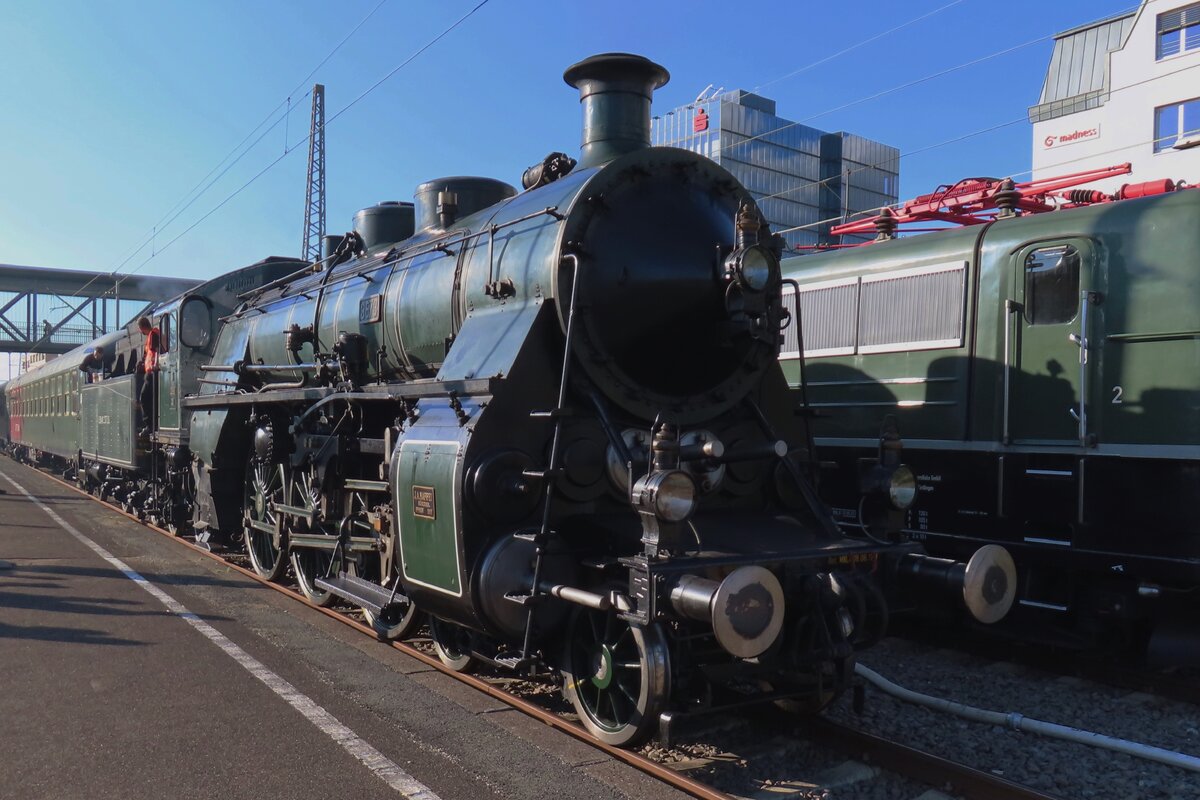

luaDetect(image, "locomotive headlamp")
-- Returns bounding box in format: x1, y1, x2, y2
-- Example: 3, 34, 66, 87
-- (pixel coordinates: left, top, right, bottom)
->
636, 469, 698, 522
725, 244, 776, 293
888, 465, 917, 510
862, 463, 917, 511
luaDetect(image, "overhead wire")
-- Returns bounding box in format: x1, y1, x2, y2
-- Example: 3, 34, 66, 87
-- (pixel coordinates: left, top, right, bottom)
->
24, 0, 488, 363
123, 0, 494, 278
750, 0, 970, 94
775, 116, 1196, 238
105, 0, 391, 279
761, 58, 1200, 237
703, 3, 1141, 162
49, 0, 393, 321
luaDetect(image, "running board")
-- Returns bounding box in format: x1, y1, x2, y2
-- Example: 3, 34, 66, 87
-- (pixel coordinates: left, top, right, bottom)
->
314, 573, 407, 615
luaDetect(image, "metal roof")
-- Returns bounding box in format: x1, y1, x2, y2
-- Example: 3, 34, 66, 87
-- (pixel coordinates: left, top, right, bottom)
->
1028, 10, 1135, 123
0, 263, 200, 297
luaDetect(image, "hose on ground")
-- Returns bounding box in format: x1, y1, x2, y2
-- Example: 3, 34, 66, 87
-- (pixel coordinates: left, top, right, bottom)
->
855, 663, 1200, 774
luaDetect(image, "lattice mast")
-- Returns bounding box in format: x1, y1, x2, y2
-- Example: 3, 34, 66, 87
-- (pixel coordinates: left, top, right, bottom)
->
301, 84, 326, 262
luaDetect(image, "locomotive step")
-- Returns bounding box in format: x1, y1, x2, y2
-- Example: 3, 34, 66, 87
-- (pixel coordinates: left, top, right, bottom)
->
491, 651, 535, 670
314, 573, 409, 616
511, 529, 555, 543
529, 407, 574, 420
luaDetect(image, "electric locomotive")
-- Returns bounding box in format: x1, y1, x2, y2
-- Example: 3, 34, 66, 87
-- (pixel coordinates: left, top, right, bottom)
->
780, 169, 1200, 651
182, 53, 1014, 745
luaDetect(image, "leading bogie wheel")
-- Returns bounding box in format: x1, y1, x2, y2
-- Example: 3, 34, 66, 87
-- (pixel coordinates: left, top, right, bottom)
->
243, 461, 289, 582
429, 616, 479, 673
560, 607, 670, 747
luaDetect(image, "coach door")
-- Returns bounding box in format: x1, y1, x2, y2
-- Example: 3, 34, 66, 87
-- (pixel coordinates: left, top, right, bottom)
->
1006, 238, 1101, 446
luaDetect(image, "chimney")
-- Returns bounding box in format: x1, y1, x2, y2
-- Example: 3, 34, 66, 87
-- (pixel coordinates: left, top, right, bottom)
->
563, 53, 670, 169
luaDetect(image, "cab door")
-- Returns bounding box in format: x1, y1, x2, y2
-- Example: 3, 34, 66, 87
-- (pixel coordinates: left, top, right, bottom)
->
1005, 238, 1102, 445
157, 312, 181, 431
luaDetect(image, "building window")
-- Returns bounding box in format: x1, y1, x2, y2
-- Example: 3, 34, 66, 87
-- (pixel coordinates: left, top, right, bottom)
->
1154, 98, 1200, 151
1157, 4, 1200, 59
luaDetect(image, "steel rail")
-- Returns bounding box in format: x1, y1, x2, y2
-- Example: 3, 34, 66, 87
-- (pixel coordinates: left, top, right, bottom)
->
805, 717, 1066, 800
10, 460, 730, 800
11, 458, 1073, 800
889, 617, 1200, 708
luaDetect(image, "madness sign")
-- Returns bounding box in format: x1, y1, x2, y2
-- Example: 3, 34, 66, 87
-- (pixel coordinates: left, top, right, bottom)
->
1043, 125, 1100, 149
412, 485, 437, 520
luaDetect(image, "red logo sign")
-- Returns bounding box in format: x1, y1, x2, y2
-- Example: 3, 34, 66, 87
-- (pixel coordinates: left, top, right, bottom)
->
1043, 126, 1100, 149
693, 108, 709, 133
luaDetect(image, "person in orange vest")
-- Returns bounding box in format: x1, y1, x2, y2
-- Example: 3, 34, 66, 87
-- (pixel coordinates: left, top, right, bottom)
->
137, 316, 162, 435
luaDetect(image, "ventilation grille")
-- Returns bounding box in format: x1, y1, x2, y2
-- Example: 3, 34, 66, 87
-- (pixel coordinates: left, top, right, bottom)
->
781, 261, 965, 358
858, 264, 965, 353
782, 279, 857, 357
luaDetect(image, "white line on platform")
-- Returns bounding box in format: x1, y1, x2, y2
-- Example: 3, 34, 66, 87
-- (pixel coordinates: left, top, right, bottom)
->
0, 468, 442, 800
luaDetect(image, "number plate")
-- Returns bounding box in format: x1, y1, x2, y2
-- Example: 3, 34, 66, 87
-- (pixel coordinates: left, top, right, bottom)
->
412, 485, 436, 520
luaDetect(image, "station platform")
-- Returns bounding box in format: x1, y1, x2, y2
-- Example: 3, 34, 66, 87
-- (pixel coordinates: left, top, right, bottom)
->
0, 459, 686, 800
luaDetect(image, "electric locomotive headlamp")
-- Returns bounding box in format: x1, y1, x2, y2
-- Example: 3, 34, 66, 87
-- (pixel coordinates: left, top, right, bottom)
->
636, 470, 698, 522
888, 465, 917, 510
725, 244, 776, 293
863, 463, 918, 511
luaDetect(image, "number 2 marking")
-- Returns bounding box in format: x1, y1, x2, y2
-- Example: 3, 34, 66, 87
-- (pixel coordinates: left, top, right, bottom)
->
1112, 386, 1123, 404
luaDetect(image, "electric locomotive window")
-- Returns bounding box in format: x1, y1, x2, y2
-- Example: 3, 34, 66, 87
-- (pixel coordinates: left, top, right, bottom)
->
1024, 245, 1080, 325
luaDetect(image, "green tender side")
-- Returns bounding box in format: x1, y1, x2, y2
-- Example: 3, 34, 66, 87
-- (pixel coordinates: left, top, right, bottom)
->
81, 375, 136, 467
396, 439, 463, 596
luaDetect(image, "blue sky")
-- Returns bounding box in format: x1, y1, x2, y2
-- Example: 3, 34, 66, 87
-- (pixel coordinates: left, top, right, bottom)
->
0, 0, 1137, 285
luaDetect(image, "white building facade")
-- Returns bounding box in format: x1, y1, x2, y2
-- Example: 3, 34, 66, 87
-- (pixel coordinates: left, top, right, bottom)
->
1031, 0, 1200, 192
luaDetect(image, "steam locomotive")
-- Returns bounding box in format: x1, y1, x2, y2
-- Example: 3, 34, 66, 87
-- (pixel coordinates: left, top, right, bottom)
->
780, 169, 1200, 653
4, 53, 1014, 745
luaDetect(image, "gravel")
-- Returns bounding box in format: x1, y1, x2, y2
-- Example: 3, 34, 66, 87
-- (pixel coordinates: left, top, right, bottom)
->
261, 596, 1200, 798
825, 637, 1200, 799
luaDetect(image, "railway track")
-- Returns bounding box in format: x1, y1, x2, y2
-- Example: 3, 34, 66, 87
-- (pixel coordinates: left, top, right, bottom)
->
890, 617, 1200, 709
10, 457, 1064, 800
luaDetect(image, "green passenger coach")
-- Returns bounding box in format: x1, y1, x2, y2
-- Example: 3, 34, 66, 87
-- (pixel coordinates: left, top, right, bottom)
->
781, 177, 1200, 647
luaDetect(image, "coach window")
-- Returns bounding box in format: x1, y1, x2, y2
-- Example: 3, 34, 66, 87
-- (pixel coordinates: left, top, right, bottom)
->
1024, 245, 1080, 325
